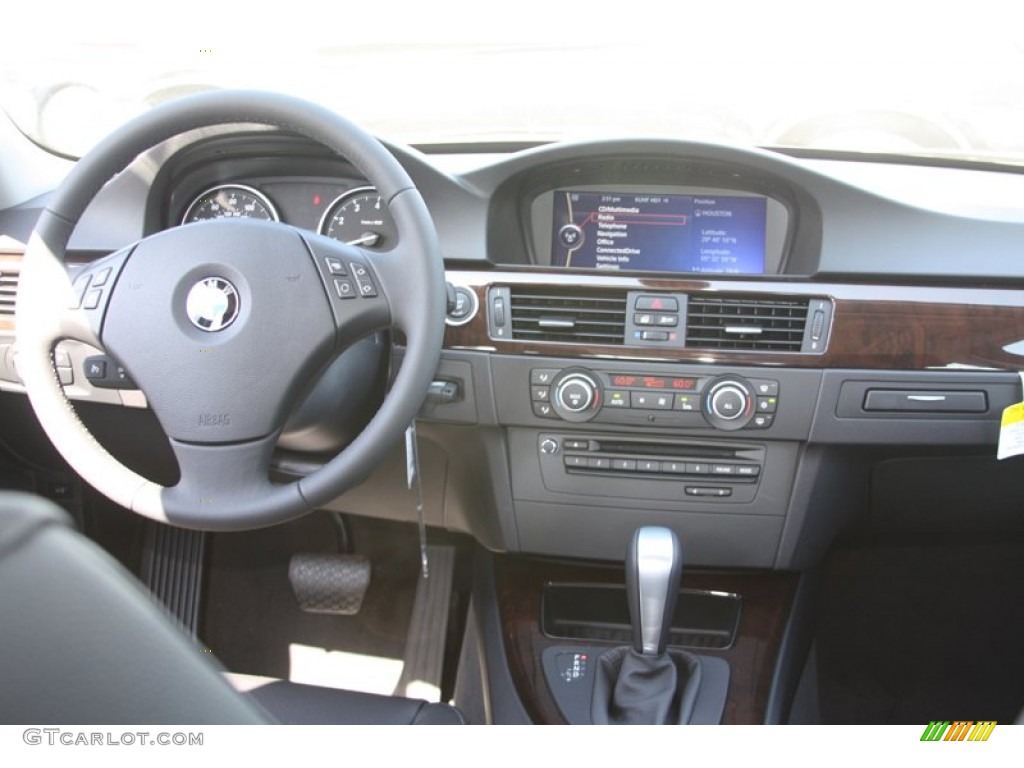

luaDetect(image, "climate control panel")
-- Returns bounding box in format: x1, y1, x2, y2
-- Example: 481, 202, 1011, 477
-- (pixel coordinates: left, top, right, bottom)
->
530, 367, 778, 431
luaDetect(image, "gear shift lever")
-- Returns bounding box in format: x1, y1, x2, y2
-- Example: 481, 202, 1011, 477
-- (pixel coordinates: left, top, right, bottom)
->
591, 525, 698, 724
626, 526, 683, 656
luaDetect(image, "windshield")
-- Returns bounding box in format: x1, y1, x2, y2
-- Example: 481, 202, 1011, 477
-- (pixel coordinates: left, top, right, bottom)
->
4, 24, 1024, 164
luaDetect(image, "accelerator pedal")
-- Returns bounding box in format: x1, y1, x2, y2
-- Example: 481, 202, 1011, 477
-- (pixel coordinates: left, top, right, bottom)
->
288, 553, 371, 615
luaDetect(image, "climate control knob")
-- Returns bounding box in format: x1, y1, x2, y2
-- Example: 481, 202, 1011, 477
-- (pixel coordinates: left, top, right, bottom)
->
551, 370, 601, 423
702, 376, 755, 431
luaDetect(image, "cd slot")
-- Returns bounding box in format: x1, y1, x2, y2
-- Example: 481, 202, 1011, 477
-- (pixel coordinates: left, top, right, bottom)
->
592, 439, 737, 459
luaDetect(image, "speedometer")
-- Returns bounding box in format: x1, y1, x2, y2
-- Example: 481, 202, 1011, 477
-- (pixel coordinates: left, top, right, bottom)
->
318, 187, 397, 249
182, 184, 279, 224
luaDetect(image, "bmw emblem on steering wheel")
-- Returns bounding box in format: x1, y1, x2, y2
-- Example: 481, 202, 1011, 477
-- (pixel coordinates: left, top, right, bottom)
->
186, 277, 240, 332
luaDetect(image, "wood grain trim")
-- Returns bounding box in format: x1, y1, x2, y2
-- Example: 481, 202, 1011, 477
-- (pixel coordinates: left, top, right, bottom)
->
444, 270, 1024, 371
495, 556, 798, 725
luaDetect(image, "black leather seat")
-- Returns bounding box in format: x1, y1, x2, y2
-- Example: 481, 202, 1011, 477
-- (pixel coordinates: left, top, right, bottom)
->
0, 491, 461, 725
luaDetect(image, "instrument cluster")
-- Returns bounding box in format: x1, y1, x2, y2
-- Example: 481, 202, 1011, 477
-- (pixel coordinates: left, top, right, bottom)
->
178, 180, 398, 250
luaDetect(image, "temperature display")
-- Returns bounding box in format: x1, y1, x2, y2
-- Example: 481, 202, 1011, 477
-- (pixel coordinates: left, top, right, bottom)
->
611, 375, 699, 391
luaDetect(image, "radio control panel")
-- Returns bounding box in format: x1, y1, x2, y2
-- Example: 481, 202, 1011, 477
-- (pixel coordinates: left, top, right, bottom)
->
530, 367, 779, 431
535, 432, 767, 503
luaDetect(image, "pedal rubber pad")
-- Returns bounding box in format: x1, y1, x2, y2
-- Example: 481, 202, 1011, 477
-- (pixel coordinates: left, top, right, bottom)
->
288, 553, 370, 615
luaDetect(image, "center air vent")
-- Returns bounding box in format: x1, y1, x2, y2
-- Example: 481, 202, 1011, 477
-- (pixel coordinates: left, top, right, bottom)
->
508, 287, 627, 344
685, 295, 816, 352
0, 269, 18, 317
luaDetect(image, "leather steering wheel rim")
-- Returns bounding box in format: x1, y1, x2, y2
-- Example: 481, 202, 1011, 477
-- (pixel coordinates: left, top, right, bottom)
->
15, 90, 446, 530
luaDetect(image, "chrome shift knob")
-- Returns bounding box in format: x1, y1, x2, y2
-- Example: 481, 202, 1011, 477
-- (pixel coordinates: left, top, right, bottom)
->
625, 526, 683, 656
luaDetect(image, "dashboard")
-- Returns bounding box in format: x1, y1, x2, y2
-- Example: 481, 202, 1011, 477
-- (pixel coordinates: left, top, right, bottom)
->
2, 125, 1024, 571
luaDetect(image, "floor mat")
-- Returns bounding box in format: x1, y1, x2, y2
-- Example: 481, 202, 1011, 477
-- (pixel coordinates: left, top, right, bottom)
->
815, 540, 1024, 724
201, 513, 421, 693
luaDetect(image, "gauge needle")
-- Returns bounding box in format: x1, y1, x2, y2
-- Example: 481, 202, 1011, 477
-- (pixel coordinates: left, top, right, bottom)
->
345, 232, 381, 247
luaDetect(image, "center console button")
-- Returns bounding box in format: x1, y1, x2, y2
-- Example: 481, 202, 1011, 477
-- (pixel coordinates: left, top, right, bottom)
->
533, 402, 557, 419
631, 392, 673, 410
703, 376, 755, 431
531, 369, 558, 385
605, 390, 629, 408
675, 394, 697, 411
635, 296, 679, 312
686, 487, 732, 497
711, 388, 745, 418
750, 379, 779, 397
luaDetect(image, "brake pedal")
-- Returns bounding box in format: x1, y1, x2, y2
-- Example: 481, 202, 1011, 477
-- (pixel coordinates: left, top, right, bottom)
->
288, 553, 370, 615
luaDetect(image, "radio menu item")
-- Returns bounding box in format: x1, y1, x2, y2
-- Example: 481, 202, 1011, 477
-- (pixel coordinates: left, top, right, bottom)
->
551, 190, 767, 274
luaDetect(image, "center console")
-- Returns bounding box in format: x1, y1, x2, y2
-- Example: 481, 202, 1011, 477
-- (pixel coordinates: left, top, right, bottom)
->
489, 354, 823, 567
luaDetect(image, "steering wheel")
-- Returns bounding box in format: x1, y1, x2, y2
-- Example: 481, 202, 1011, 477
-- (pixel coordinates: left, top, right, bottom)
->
15, 91, 446, 530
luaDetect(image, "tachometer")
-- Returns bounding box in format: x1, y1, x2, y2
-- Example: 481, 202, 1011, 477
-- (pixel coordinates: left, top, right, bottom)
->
182, 184, 279, 224
318, 187, 397, 248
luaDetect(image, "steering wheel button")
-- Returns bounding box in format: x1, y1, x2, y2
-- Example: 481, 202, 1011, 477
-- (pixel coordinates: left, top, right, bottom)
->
92, 267, 112, 287
114, 366, 133, 385
70, 275, 91, 309
83, 288, 103, 310
325, 257, 347, 275
333, 278, 356, 299
348, 263, 378, 297
84, 358, 107, 380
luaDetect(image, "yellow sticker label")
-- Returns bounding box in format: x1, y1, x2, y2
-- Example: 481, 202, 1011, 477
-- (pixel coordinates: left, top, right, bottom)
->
996, 373, 1024, 460
1001, 402, 1024, 429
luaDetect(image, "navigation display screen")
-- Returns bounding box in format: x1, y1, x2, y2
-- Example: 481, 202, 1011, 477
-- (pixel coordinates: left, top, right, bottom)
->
551, 190, 767, 274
